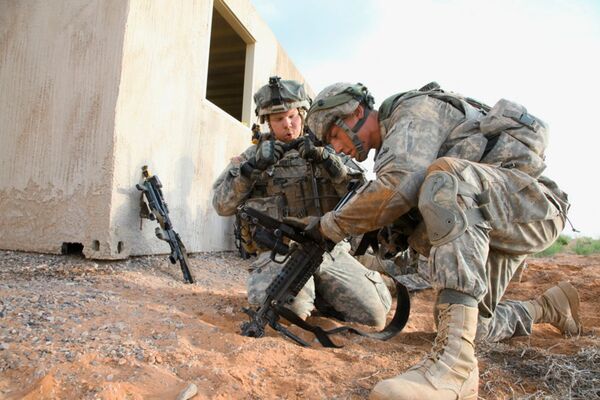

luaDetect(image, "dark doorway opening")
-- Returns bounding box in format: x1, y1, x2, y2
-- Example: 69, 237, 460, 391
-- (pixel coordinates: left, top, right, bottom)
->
206, 6, 247, 120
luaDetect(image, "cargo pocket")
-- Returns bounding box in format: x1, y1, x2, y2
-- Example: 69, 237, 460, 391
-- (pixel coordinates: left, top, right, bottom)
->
365, 270, 392, 312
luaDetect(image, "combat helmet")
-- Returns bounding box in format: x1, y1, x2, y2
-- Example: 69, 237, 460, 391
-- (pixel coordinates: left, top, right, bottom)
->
254, 76, 311, 124
306, 82, 374, 160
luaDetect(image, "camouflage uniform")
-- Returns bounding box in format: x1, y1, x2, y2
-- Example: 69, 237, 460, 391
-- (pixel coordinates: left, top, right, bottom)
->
316, 88, 569, 342
212, 141, 392, 327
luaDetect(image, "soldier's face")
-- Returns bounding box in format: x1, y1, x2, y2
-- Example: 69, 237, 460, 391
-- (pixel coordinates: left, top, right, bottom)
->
326, 111, 373, 161
327, 123, 359, 159
268, 109, 302, 142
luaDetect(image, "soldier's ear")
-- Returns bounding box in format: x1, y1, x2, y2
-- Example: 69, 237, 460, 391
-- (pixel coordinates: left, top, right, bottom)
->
353, 104, 365, 119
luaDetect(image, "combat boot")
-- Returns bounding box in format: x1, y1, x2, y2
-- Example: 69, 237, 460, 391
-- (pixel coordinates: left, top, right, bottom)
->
370, 303, 479, 400
524, 281, 582, 336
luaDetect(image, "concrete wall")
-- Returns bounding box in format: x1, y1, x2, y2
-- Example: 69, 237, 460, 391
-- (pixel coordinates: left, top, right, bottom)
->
0, 0, 309, 258
0, 0, 128, 256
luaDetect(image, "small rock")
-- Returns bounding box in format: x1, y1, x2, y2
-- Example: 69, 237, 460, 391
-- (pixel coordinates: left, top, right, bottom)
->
176, 383, 198, 400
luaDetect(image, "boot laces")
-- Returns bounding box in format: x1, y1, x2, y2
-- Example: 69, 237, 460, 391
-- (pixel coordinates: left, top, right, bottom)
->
430, 307, 451, 359
414, 306, 451, 370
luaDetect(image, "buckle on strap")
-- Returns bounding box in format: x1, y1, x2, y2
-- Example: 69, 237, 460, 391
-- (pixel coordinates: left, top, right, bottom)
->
503, 110, 540, 132
457, 182, 493, 222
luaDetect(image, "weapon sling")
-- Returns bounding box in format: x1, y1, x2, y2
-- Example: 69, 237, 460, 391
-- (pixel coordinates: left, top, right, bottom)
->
239, 182, 411, 347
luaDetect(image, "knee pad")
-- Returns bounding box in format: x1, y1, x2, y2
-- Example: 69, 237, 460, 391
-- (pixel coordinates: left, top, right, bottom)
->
419, 171, 469, 246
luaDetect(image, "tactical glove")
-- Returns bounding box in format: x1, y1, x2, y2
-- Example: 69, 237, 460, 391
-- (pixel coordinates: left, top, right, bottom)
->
298, 135, 327, 162
284, 216, 334, 251
239, 159, 258, 179
298, 136, 345, 180
254, 138, 285, 170
321, 155, 345, 181
304, 216, 326, 244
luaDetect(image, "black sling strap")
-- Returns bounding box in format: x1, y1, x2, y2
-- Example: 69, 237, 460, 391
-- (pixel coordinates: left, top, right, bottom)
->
272, 282, 411, 348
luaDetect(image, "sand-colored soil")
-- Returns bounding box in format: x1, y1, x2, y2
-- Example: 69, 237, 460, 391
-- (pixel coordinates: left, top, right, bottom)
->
0, 250, 598, 399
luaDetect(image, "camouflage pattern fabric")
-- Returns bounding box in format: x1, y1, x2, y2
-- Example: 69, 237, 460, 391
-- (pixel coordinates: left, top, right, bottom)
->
357, 248, 432, 292
212, 145, 363, 218
246, 250, 316, 319
319, 93, 569, 342
428, 158, 566, 341
212, 141, 391, 327
306, 82, 361, 140
247, 241, 392, 327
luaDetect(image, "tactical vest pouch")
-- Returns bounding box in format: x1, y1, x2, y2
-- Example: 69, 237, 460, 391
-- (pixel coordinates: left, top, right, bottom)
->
241, 196, 287, 252
479, 99, 548, 178
244, 196, 286, 221
266, 154, 308, 217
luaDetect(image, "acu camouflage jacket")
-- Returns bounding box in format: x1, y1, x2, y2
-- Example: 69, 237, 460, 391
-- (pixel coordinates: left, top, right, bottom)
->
320, 88, 568, 243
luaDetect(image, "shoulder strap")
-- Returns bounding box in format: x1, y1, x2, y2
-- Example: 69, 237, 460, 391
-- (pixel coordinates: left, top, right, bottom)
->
378, 82, 490, 121
378, 82, 443, 121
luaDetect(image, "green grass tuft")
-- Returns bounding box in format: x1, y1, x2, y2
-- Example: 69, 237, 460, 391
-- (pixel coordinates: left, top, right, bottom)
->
556, 235, 570, 246
533, 235, 600, 257
533, 235, 570, 258
573, 237, 600, 255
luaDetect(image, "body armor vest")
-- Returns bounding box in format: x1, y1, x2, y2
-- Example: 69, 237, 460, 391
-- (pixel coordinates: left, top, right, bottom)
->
239, 150, 343, 254
250, 150, 341, 219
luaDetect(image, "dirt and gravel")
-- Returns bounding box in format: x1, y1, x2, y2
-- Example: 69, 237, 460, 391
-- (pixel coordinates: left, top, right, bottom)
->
0, 249, 598, 399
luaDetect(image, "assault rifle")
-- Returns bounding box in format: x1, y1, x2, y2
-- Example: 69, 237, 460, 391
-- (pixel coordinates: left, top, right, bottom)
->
136, 166, 195, 284
238, 182, 410, 347
238, 205, 335, 346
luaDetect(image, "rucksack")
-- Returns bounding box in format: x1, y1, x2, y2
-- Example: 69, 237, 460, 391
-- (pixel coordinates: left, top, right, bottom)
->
378, 82, 549, 178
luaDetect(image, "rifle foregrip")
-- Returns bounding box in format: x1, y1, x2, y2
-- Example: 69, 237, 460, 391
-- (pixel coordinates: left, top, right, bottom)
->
266, 243, 324, 302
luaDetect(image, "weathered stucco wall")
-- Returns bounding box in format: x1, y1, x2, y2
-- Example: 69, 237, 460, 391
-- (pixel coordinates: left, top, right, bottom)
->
0, 0, 310, 258
0, 0, 128, 255
106, 0, 212, 258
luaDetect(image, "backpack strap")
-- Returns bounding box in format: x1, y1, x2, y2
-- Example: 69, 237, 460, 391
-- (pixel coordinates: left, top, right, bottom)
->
378, 82, 443, 121
378, 82, 490, 121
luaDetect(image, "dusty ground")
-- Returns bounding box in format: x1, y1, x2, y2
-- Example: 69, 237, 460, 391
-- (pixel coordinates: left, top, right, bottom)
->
0, 250, 598, 400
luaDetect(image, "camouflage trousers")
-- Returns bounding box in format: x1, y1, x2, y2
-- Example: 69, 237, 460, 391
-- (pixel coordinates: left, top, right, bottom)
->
357, 249, 432, 292
422, 157, 566, 342
247, 241, 392, 328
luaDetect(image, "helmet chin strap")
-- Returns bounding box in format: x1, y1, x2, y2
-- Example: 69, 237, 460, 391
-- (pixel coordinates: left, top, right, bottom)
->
334, 107, 371, 161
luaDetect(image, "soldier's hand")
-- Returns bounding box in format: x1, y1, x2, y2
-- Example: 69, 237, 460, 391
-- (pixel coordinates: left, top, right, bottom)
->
254, 139, 285, 170
298, 135, 327, 162
284, 216, 334, 250
304, 216, 325, 243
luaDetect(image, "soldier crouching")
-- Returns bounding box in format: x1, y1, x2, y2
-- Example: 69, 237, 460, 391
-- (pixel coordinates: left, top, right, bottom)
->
211, 77, 392, 328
